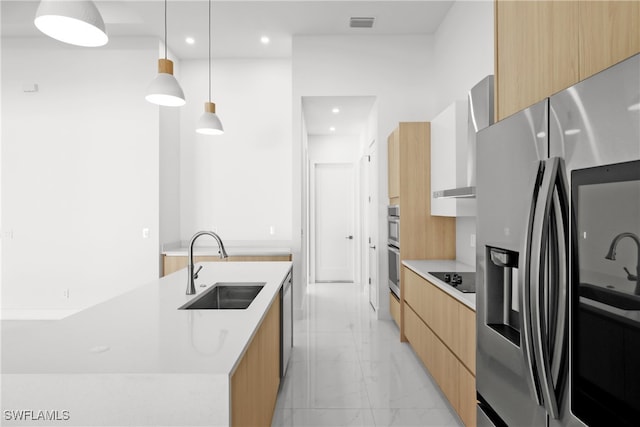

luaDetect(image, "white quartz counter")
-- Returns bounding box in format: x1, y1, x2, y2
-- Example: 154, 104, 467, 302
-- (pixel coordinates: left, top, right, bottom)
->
1, 261, 292, 426
162, 246, 291, 257
402, 260, 476, 310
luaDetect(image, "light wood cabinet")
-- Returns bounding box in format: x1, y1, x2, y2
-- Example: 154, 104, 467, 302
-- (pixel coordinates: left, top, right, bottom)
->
231, 295, 280, 427
162, 254, 292, 276
389, 292, 401, 327
495, 0, 638, 121
578, 1, 640, 80
388, 123, 456, 339
495, 0, 579, 120
402, 266, 477, 426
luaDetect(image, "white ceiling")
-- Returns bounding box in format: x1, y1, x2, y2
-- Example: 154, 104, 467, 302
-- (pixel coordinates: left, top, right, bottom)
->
303, 96, 376, 136
1, 0, 454, 137
2, 0, 454, 59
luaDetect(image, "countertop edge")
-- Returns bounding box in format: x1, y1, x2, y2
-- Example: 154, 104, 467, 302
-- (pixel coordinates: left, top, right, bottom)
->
402, 260, 476, 311
163, 247, 292, 257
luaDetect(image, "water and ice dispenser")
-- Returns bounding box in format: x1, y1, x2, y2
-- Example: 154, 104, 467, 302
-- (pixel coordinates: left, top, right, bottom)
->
486, 246, 521, 346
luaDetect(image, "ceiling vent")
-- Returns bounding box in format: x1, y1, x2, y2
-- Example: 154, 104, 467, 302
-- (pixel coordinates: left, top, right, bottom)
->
350, 17, 375, 28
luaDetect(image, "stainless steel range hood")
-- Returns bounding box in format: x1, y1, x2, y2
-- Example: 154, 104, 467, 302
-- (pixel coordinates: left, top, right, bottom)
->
433, 75, 494, 200
433, 186, 476, 199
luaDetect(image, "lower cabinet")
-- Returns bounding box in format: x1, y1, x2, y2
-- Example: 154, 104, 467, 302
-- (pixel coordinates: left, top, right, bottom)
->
162, 254, 292, 276
390, 292, 401, 328
231, 295, 280, 427
403, 267, 477, 426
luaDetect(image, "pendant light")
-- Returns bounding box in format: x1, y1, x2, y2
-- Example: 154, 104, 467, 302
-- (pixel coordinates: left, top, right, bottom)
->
146, 0, 186, 107
196, 0, 224, 135
34, 0, 108, 47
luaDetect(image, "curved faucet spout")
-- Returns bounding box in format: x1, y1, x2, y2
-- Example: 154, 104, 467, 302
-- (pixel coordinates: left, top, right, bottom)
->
186, 231, 228, 295
604, 232, 640, 294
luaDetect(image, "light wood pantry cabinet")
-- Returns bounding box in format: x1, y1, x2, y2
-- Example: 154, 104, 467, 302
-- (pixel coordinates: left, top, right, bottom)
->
386, 122, 456, 261
162, 254, 292, 276
403, 266, 476, 426
386, 122, 456, 336
231, 294, 280, 427
495, 0, 640, 121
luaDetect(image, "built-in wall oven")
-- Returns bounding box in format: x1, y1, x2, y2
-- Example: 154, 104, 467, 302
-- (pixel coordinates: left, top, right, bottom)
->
388, 205, 401, 298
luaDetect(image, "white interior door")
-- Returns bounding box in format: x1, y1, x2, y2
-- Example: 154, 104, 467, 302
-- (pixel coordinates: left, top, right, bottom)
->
368, 144, 378, 309
312, 163, 355, 282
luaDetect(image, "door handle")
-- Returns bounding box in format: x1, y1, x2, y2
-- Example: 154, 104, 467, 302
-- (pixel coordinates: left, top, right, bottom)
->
369, 245, 376, 250
346, 235, 353, 240
529, 157, 562, 419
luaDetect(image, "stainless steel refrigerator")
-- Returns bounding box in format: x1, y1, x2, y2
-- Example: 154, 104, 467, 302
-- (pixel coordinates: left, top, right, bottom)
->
476, 53, 640, 427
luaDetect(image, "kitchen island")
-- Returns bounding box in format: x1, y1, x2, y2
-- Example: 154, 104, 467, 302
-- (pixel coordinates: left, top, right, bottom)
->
1, 261, 292, 426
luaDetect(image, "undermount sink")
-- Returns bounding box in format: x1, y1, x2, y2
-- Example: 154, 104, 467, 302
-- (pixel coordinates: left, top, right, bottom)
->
579, 283, 640, 310
179, 282, 265, 310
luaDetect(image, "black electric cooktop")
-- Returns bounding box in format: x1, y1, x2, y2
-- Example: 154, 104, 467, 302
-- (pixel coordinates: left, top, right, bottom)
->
428, 271, 476, 293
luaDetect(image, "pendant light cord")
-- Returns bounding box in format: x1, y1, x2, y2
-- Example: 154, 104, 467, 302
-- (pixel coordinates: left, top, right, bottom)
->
208, 0, 212, 103
164, 0, 168, 59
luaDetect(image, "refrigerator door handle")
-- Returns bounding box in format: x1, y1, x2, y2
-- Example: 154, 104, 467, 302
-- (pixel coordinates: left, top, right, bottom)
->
529, 157, 562, 419
521, 161, 546, 406
549, 166, 569, 393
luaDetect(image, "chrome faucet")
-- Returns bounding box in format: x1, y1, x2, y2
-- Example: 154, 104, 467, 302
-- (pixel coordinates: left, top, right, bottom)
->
186, 231, 228, 295
605, 232, 640, 294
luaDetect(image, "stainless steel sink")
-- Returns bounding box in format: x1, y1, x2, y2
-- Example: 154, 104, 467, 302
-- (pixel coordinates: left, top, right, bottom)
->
579, 283, 640, 310
179, 282, 265, 310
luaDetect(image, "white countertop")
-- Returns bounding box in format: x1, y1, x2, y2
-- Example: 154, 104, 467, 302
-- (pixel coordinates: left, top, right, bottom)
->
1, 261, 292, 426
162, 246, 291, 257
402, 260, 476, 310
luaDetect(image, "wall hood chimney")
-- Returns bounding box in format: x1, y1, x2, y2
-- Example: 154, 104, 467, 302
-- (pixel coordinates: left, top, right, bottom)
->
433, 75, 494, 199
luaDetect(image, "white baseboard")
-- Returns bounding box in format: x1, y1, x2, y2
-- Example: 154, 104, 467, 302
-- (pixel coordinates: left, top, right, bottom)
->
1, 309, 80, 320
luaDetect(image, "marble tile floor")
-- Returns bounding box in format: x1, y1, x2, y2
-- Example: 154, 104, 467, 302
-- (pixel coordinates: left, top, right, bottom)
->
272, 283, 463, 427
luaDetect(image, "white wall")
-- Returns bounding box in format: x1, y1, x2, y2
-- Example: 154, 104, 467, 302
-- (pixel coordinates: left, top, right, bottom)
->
1, 37, 160, 318
293, 35, 436, 317
433, 0, 495, 266
308, 135, 360, 164
159, 105, 181, 270
178, 59, 292, 244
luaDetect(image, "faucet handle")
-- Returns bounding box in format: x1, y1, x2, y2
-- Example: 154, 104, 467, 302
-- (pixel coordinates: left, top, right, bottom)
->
623, 266, 638, 281
193, 265, 203, 280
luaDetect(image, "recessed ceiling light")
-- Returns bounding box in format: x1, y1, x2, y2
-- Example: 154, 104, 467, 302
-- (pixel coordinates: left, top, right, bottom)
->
186, 37, 195, 45
332, 107, 340, 114
330, 126, 336, 132
260, 36, 270, 45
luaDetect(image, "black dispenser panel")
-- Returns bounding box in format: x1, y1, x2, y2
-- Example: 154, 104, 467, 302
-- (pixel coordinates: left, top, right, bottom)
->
486, 246, 521, 346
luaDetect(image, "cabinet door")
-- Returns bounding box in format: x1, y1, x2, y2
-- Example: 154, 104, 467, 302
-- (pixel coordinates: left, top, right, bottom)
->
389, 292, 401, 328
458, 305, 476, 375
496, 0, 579, 120
459, 365, 477, 427
429, 282, 459, 351
387, 128, 400, 202
579, 0, 640, 80
403, 267, 429, 323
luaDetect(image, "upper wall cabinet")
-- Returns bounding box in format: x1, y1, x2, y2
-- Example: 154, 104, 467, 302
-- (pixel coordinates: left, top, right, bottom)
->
495, 0, 639, 121
495, 0, 579, 121
578, 1, 640, 80
430, 100, 475, 217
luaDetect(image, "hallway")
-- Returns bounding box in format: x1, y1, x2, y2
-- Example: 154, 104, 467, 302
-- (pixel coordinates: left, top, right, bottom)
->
272, 283, 463, 426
